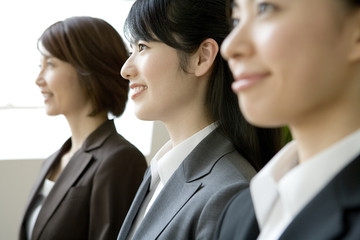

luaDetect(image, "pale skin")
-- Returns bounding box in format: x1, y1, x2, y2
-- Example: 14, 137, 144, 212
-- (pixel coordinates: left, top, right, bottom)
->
121, 38, 218, 146
36, 45, 107, 181
221, 0, 360, 163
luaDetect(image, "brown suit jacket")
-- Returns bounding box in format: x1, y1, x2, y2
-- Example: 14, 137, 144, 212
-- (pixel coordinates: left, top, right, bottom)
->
19, 120, 147, 240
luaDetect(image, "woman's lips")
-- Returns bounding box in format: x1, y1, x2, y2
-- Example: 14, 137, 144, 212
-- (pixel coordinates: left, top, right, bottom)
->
232, 72, 270, 92
130, 83, 148, 100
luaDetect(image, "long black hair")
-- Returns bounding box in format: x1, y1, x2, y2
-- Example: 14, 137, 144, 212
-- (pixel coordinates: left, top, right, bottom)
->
124, 0, 283, 170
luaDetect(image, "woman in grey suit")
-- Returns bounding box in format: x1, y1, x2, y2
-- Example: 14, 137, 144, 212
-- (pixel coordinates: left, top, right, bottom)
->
215, 0, 360, 239
116, 0, 283, 239
19, 16, 147, 240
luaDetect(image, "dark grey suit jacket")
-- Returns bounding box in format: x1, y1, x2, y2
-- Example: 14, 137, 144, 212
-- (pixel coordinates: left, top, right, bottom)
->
117, 128, 257, 240
215, 154, 360, 240
19, 120, 147, 240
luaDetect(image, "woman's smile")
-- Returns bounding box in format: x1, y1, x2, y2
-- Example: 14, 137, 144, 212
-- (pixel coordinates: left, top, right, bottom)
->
129, 82, 148, 100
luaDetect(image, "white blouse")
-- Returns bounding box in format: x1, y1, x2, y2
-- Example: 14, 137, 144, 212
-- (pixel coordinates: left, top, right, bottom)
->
251, 128, 360, 240
26, 178, 55, 240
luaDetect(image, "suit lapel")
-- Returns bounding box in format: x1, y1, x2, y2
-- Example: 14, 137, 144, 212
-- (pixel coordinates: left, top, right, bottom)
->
280, 183, 343, 240
31, 150, 93, 240
19, 151, 59, 239
22, 153, 57, 214
117, 170, 151, 240
133, 129, 235, 239
134, 171, 202, 239
23, 120, 117, 239
280, 155, 360, 240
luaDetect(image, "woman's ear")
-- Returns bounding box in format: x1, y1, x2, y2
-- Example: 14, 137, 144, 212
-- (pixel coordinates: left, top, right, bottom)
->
194, 38, 219, 77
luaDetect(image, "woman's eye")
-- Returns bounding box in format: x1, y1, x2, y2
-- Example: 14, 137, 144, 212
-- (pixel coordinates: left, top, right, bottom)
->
231, 18, 240, 28
138, 44, 147, 52
258, 3, 276, 14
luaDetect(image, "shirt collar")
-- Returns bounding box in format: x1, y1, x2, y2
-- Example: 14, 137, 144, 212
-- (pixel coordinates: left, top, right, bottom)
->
151, 123, 217, 187
250, 141, 298, 228
279, 128, 360, 218
251, 128, 360, 228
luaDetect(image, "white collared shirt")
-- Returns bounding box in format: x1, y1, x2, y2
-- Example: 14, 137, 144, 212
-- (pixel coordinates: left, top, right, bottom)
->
251, 128, 360, 240
126, 122, 217, 239
26, 178, 55, 240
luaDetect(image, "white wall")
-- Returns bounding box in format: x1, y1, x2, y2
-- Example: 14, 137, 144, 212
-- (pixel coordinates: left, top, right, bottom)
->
0, 121, 169, 240
0, 159, 43, 240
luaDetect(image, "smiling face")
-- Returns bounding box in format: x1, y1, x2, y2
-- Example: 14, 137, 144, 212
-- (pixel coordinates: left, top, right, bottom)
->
221, 0, 359, 128
36, 47, 91, 117
121, 41, 202, 123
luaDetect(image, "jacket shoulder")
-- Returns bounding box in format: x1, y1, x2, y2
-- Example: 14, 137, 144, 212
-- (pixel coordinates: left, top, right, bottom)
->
215, 188, 259, 240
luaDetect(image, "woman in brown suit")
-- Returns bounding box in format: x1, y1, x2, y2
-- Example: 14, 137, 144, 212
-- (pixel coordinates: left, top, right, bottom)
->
19, 16, 147, 240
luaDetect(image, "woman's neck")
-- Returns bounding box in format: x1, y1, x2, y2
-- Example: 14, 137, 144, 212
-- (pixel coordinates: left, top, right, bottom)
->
47, 110, 108, 182
65, 111, 108, 153
164, 110, 214, 147
290, 103, 360, 164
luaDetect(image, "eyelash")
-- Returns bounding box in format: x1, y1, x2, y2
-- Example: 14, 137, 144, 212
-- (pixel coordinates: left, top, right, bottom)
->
138, 43, 147, 52
231, 18, 240, 29
229, 1, 277, 29
39, 61, 53, 69
128, 43, 148, 56
257, 2, 277, 15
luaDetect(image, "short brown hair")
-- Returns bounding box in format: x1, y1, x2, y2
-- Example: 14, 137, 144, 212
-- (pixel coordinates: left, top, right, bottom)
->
39, 16, 129, 117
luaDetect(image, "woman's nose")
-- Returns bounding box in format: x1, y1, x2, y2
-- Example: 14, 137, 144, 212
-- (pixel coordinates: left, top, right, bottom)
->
35, 69, 45, 87
120, 57, 137, 80
221, 21, 254, 61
